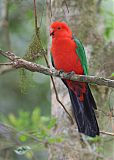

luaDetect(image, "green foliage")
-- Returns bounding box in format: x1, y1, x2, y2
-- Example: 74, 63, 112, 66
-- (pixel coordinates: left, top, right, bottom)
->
101, 0, 114, 40
0, 107, 63, 156
104, 14, 114, 40
87, 135, 101, 143
48, 137, 63, 143
19, 27, 47, 93
0, 107, 56, 133
96, 146, 104, 154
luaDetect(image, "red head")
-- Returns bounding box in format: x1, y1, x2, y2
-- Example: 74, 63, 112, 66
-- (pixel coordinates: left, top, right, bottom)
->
50, 21, 72, 38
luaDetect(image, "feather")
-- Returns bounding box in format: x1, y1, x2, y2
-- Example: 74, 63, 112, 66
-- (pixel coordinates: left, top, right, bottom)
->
68, 85, 99, 137
50, 21, 99, 137
74, 38, 88, 75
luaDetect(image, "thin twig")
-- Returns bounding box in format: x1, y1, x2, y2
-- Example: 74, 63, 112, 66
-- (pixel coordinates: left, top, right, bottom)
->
0, 62, 13, 65
0, 50, 12, 60
100, 131, 114, 136
50, 0, 52, 20
33, 0, 38, 35
39, 4, 45, 28
97, 109, 114, 117
63, 0, 69, 13
33, 0, 74, 124
43, 54, 74, 124
108, 89, 114, 113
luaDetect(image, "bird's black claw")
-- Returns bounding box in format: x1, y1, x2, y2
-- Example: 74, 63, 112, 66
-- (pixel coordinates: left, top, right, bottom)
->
59, 70, 64, 75
67, 71, 75, 77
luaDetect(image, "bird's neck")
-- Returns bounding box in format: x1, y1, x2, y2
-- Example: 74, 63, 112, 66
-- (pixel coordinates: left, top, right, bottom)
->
52, 35, 72, 43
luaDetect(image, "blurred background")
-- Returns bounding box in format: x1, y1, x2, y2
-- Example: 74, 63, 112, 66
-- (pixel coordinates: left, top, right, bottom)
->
0, 0, 50, 116
0, 0, 51, 159
0, 0, 114, 159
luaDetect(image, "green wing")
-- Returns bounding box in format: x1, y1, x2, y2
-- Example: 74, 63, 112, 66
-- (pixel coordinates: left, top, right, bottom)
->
51, 53, 55, 67
74, 38, 88, 75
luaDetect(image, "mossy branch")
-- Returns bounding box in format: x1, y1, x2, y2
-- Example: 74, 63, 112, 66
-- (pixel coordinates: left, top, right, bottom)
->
0, 50, 114, 88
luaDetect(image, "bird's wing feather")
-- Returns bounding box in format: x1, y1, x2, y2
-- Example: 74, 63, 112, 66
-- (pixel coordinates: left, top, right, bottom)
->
51, 53, 55, 67
74, 38, 88, 75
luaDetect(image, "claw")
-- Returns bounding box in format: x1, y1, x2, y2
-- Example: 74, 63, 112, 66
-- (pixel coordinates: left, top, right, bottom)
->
59, 70, 75, 79
67, 71, 75, 76
59, 70, 64, 75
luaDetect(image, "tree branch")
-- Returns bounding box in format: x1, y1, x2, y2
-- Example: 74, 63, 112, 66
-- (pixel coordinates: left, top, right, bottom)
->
0, 65, 14, 75
0, 50, 114, 88
100, 131, 114, 136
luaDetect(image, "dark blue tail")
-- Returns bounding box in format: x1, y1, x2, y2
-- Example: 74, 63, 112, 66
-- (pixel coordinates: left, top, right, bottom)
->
68, 85, 99, 137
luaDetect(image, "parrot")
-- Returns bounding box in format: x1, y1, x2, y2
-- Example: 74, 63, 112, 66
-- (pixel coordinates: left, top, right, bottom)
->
50, 21, 99, 137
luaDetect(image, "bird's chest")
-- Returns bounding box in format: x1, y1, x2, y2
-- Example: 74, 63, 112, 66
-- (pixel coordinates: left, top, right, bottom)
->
51, 38, 83, 74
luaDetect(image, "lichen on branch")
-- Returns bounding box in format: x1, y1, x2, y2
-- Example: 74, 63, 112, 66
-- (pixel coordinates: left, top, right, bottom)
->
0, 50, 114, 88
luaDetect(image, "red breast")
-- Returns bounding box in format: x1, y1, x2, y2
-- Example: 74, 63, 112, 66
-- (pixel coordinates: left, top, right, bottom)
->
51, 37, 84, 75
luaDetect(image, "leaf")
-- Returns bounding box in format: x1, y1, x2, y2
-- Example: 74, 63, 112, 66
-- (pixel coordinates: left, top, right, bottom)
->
8, 114, 17, 126
19, 135, 27, 142
41, 116, 50, 123
87, 136, 101, 143
96, 146, 104, 153
31, 108, 40, 123
47, 118, 57, 129
48, 136, 63, 144
111, 72, 114, 77
14, 146, 31, 155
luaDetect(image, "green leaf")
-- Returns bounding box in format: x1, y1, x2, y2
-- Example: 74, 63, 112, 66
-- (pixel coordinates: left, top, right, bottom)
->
48, 136, 63, 144
55, 137, 63, 143
41, 116, 50, 123
111, 72, 114, 77
8, 114, 17, 126
19, 135, 27, 142
87, 136, 101, 143
96, 146, 104, 153
47, 118, 57, 129
31, 108, 40, 123
48, 137, 56, 143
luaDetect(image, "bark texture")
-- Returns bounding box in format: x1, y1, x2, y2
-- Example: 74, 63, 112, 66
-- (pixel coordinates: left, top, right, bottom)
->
1, 50, 113, 87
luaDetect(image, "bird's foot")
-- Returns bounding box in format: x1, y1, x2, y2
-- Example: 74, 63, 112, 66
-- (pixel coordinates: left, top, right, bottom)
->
67, 71, 75, 78
59, 69, 64, 74
58, 70, 75, 79
58, 70, 65, 77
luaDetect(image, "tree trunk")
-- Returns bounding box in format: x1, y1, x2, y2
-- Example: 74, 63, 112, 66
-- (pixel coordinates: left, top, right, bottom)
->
46, 0, 114, 159
0, 0, 11, 50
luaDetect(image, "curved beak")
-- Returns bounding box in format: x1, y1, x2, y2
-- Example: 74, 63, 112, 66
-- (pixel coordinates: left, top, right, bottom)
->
50, 29, 54, 36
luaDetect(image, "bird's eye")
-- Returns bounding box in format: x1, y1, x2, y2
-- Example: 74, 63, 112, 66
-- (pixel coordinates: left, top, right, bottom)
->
57, 27, 61, 30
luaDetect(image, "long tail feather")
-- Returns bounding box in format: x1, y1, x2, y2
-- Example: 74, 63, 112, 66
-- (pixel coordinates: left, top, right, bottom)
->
68, 85, 99, 137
